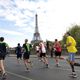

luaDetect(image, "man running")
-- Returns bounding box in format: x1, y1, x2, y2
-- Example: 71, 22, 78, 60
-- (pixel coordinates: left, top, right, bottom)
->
0, 37, 9, 79
15, 43, 22, 63
35, 45, 41, 61
53, 39, 62, 67
39, 41, 49, 68
65, 32, 77, 77
22, 39, 32, 71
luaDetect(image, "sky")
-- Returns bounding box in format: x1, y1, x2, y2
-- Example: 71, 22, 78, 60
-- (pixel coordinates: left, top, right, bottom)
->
0, 0, 80, 47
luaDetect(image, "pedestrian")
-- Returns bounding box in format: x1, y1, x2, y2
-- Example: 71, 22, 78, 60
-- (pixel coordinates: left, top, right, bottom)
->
15, 43, 22, 64
0, 37, 9, 79
39, 41, 49, 68
50, 45, 54, 58
53, 39, 62, 67
65, 32, 77, 77
22, 39, 32, 71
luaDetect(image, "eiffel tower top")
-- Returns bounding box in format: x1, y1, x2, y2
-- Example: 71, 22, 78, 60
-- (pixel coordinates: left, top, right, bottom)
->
31, 14, 42, 44
34, 14, 39, 34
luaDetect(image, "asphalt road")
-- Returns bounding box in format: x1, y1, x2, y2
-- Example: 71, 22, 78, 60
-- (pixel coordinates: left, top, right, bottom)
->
1, 55, 80, 80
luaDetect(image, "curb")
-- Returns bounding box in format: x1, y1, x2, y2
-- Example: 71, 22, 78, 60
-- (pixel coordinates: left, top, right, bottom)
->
7, 54, 80, 59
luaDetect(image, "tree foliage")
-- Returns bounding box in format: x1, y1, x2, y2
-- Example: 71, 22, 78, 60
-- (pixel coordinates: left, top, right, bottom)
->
62, 25, 80, 47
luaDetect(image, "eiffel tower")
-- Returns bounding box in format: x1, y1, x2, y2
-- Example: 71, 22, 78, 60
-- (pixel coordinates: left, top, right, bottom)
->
31, 14, 42, 44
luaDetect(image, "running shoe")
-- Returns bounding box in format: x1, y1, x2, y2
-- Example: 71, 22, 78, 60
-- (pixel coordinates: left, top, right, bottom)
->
25, 68, 30, 72
2, 73, 7, 79
69, 72, 77, 78
45, 64, 49, 68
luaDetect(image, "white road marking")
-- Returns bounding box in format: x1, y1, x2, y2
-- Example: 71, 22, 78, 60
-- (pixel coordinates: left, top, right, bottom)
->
7, 71, 33, 80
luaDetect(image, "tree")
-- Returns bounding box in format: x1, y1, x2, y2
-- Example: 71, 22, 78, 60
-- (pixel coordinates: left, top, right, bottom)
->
62, 24, 80, 47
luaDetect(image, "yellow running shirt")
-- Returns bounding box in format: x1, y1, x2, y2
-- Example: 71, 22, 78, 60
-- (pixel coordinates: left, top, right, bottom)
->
66, 36, 77, 53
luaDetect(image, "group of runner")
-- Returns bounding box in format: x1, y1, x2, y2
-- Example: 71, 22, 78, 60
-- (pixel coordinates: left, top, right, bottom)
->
35, 39, 63, 68
0, 32, 80, 79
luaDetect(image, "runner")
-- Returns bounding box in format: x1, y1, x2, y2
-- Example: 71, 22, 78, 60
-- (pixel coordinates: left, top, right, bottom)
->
39, 41, 49, 68
15, 43, 22, 64
0, 37, 9, 79
65, 32, 77, 77
53, 39, 63, 67
49, 45, 54, 58
22, 39, 32, 71
35, 45, 41, 61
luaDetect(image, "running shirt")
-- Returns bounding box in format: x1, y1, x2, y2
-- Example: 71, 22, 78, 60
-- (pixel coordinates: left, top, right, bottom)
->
0, 42, 8, 54
66, 36, 77, 53
0, 42, 8, 53
23, 43, 32, 52
54, 42, 62, 52
15, 46, 22, 54
36, 46, 39, 51
39, 42, 46, 53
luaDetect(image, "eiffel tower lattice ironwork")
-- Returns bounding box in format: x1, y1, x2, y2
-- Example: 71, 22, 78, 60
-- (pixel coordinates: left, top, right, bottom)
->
31, 14, 42, 44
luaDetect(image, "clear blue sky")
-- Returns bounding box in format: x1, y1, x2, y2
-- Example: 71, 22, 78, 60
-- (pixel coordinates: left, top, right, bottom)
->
0, 0, 80, 47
